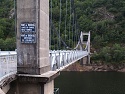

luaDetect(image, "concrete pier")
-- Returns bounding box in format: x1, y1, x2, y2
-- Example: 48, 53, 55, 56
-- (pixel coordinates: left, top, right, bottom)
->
7, 0, 59, 94
17, 0, 50, 75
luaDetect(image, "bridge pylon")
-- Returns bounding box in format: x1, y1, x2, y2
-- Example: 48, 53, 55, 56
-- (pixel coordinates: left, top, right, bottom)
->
7, 0, 59, 94
80, 31, 90, 65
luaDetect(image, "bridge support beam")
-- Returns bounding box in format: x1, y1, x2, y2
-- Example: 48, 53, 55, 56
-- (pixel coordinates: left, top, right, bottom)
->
81, 31, 91, 65
80, 57, 87, 65
17, 0, 50, 75
11, 0, 59, 94
80, 56, 90, 65
7, 71, 59, 94
87, 54, 90, 65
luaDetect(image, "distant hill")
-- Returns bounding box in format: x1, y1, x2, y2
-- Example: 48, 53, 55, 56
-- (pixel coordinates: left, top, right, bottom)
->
51, 0, 125, 63
0, 0, 15, 50
1, 0, 125, 63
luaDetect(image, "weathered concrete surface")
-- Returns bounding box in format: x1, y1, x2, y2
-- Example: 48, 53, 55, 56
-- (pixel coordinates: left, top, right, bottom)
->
17, 71, 59, 83
8, 81, 54, 94
44, 80, 54, 94
0, 88, 5, 94
17, 0, 38, 74
39, 0, 50, 73
7, 71, 59, 94
17, 0, 50, 74
1, 85, 10, 94
82, 57, 87, 65
7, 80, 42, 94
14, 0, 58, 94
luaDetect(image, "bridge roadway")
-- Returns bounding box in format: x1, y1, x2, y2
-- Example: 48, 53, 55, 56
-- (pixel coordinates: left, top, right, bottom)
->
0, 50, 88, 87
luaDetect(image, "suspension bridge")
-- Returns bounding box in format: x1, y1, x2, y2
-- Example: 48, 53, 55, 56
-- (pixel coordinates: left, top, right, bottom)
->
0, 0, 90, 94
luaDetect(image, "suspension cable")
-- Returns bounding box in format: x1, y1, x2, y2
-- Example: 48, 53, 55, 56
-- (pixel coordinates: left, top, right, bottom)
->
72, 0, 75, 48
51, 20, 71, 49
65, 0, 67, 43
58, 0, 62, 50
51, 17, 83, 50
50, 0, 83, 50
73, 0, 76, 47
68, 0, 71, 46
75, 14, 77, 46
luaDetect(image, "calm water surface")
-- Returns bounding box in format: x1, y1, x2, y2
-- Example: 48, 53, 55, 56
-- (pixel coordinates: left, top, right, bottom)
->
55, 72, 125, 94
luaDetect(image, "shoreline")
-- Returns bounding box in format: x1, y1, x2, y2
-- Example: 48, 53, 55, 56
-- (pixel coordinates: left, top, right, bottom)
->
63, 62, 125, 72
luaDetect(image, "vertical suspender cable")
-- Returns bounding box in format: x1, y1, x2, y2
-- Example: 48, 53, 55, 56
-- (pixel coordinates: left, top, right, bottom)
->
75, 12, 77, 44
73, 0, 75, 48
71, 0, 73, 48
69, 0, 71, 46
65, 0, 67, 43
50, 0, 52, 50
76, 14, 80, 43
59, 0, 61, 50
14, 0, 17, 36
72, 0, 74, 48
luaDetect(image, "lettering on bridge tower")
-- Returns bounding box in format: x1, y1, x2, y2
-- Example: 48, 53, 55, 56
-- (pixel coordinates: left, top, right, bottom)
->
20, 22, 36, 43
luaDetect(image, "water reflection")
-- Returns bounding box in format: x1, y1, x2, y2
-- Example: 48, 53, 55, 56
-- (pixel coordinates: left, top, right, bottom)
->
55, 72, 125, 94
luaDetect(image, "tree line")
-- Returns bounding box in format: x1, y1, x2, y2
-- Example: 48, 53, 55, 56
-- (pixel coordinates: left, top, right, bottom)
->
1, 0, 125, 63
51, 0, 125, 63
0, 0, 15, 50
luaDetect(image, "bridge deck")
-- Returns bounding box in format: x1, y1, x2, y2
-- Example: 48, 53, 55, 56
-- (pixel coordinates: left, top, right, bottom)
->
0, 50, 89, 86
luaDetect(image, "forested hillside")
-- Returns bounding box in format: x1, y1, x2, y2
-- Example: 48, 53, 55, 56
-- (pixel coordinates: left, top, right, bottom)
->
0, 0, 15, 50
1, 0, 125, 63
76, 0, 125, 64
51, 0, 125, 64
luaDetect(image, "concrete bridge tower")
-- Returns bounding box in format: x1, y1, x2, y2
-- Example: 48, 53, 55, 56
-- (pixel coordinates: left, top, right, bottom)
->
7, 0, 59, 94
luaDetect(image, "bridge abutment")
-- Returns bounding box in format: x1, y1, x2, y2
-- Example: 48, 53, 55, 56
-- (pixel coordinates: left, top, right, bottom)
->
80, 55, 90, 65
7, 71, 59, 94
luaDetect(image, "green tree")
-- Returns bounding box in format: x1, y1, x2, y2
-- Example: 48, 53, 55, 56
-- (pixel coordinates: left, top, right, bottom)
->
111, 44, 125, 62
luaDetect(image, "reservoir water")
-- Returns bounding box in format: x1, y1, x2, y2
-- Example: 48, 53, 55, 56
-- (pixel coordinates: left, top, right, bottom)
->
55, 71, 125, 94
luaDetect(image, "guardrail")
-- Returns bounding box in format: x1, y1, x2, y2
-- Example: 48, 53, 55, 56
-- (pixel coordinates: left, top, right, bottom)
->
50, 50, 88, 71
0, 53, 17, 79
0, 50, 88, 80
0, 51, 16, 55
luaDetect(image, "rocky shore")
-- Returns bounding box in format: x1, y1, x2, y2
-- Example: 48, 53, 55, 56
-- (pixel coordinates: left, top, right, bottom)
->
63, 62, 125, 72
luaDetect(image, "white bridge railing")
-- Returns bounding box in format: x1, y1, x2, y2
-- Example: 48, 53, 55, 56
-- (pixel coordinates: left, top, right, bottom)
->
0, 52, 17, 82
50, 50, 88, 71
0, 50, 88, 80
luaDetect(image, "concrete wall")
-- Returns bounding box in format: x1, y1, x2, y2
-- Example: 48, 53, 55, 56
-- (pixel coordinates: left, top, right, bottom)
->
39, 0, 50, 74
0, 88, 5, 94
17, 0, 50, 74
17, 0, 38, 74
2, 85, 10, 94
7, 79, 55, 94
16, 82, 41, 94
13, 0, 56, 94
83, 57, 87, 65
44, 80, 54, 94
7, 80, 42, 94
80, 56, 90, 65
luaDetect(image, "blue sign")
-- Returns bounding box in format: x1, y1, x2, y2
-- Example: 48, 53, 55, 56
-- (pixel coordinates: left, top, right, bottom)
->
21, 23, 35, 33
21, 34, 36, 43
